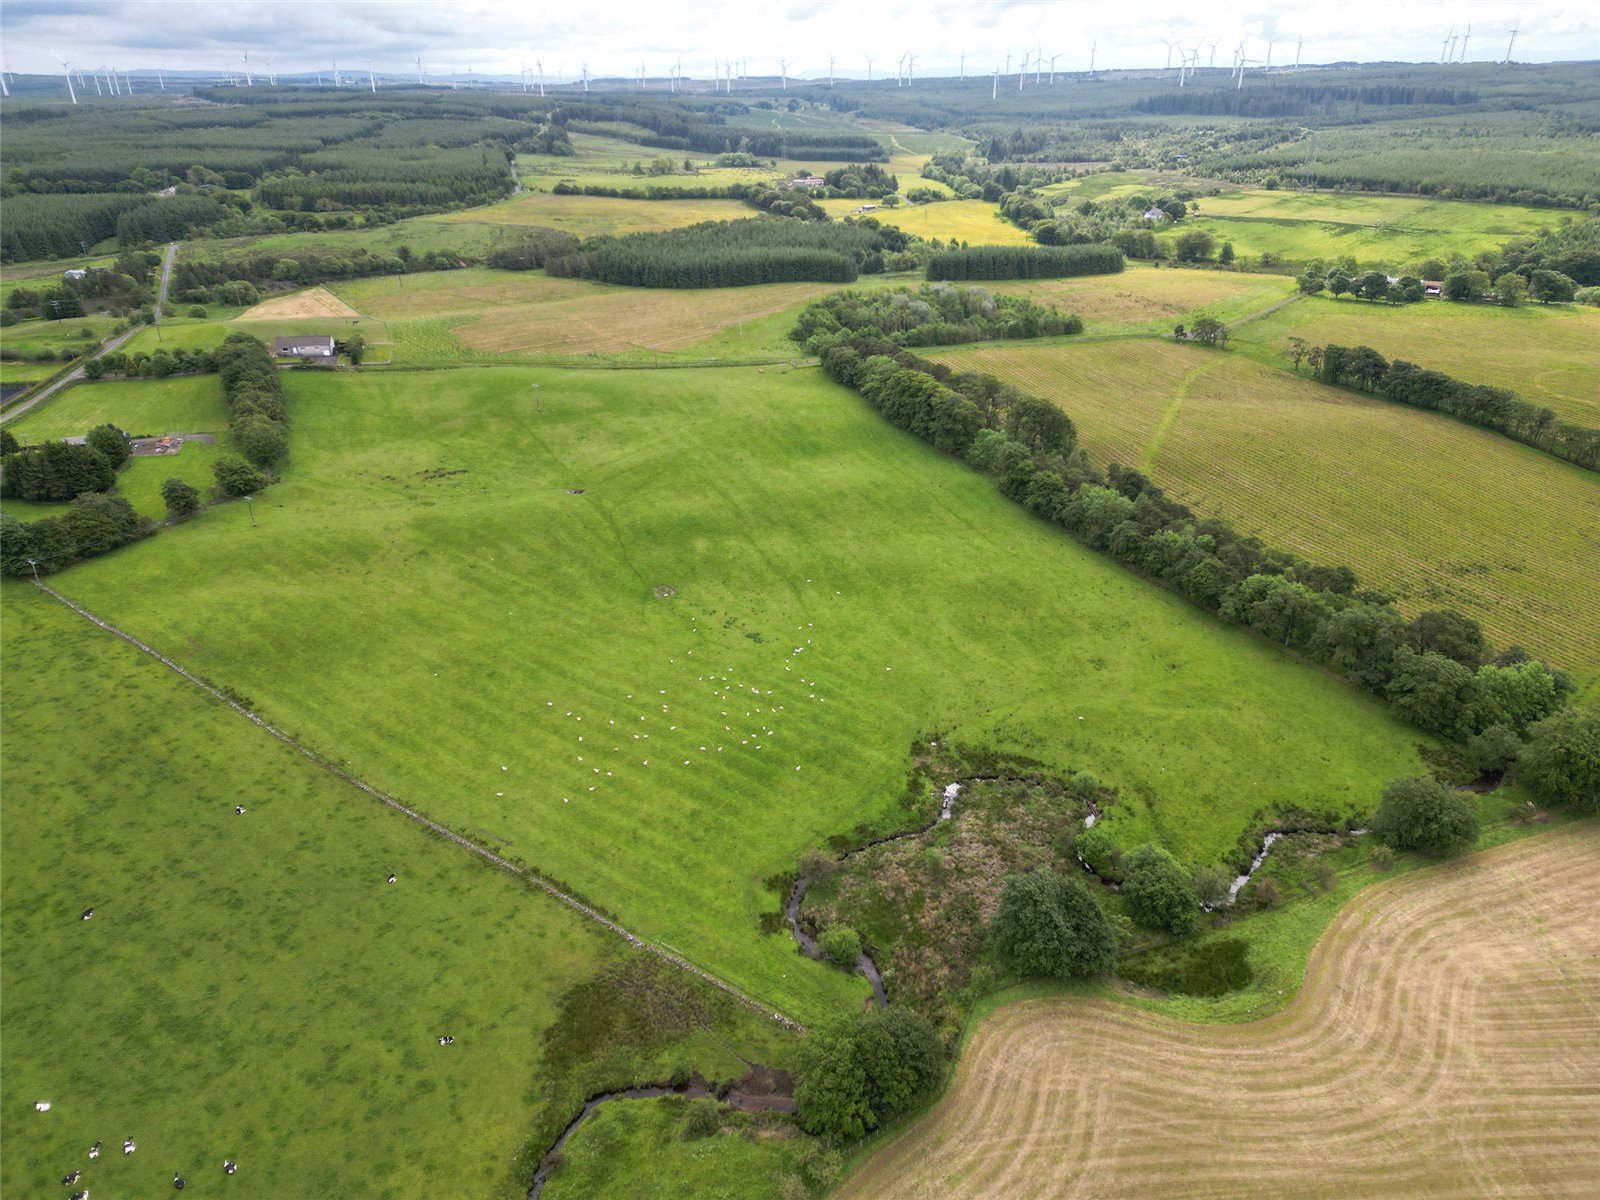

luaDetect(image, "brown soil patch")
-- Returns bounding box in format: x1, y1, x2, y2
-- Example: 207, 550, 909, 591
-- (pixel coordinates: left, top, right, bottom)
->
455, 282, 831, 355
239, 286, 363, 321
839, 823, 1600, 1200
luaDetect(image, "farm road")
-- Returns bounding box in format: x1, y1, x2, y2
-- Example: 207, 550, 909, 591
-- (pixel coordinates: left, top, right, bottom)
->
29, 580, 805, 1034
1, 241, 179, 427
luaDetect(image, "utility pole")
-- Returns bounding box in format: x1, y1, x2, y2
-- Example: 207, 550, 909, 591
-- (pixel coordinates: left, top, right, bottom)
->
243, 495, 257, 527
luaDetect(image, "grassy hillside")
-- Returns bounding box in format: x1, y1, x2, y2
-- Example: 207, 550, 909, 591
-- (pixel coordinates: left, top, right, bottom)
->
932, 341, 1600, 676
1232, 294, 1600, 426
40, 364, 1426, 1020
0, 591, 791, 1200
992, 266, 1297, 334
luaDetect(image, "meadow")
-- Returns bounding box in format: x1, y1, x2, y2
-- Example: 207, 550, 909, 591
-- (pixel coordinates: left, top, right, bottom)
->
0, 591, 792, 1200
1231, 294, 1600, 426
990, 265, 1297, 334
816, 199, 1033, 245
433, 191, 755, 237
838, 823, 1600, 1199
932, 341, 1600, 677
1153, 188, 1560, 269
40, 364, 1427, 1022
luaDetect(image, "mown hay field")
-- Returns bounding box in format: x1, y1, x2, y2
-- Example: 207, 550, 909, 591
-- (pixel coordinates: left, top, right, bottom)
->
433, 191, 755, 237
238, 285, 363, 321
991, 266, 1297, 332
817, 199, 1033, 246
43, 365, 1425, 1020
838, 822, 1600, 1200
1233, 294, 1600, 426
932, 342, 1600, 676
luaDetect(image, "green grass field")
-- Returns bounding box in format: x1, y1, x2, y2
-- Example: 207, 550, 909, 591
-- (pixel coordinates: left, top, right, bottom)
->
38, 363, 1429, 1022
932, 341, 1600, 676
541, 1099, 806, 1200
6, 375, 228, 441
435, 191, 756, 237
0, 590, 798, 1199
1153, 189, 1560, 270
1231, 294, 1600, 426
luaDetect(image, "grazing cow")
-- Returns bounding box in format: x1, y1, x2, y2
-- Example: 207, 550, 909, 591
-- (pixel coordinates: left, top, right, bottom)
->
80, 909, 94, 921
224, 1159, 238, 1175
124, 1137, 137, 1154
174, 1174, 186, 1190
62, 1170, 82, 1184
387, 873, 397, 884
235, 805, 246, 815
89, 1141, 102, 1159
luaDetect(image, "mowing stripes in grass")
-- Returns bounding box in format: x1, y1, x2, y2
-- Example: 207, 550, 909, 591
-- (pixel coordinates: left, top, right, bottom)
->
41, 364, 1426, 1021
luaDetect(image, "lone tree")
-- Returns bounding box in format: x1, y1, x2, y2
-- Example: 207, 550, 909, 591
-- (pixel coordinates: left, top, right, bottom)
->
990, 869, 1116, 979
1370, 776, 1480, 856
1517, 705, 1600, 811
795, 1008, 944, 1140
161, 477, 202, 519
1121, 844, 1199, 934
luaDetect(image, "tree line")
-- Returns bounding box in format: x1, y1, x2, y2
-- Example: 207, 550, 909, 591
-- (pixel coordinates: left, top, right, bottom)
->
818, 336, 1575, 745
1305, 343, 1600, 471
926, 244, 1125, 281
545, 217, 909, 288
790, 283, 1082, 353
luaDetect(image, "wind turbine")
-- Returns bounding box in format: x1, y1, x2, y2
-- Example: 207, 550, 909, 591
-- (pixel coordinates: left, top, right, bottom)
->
1458, 21, 1471, 62
906, 52, 918, 85
1089, 36, 1097, 77
242, 51, 252, 86
1207, 40, 1219, 68
1019, 46, 1029, 90
417, 55, 425, 84
1048, 53, 1060, 84
1293, 39, 1302, 71
1004, 51, 1012, 76
537, 59, 546, 96
1036, 43, 1044, 85
992, 65, 999, 100
266, 57, 276, 85
1440, 29, 1454, 65
332, 58, 339, 87
91, 66, 104, 96
1163, 40, 1177, 71
895, 51, 906, 86
368, 61, 377, 92
828, 54, 834, 87
581, 63, 589, 93
865, 54, 878, 82
1504, 23, 1519, 63
0, 72, 7, 99
56, 54, 78, 103
778, 58, 789, 89
1264, 39, 1276, 72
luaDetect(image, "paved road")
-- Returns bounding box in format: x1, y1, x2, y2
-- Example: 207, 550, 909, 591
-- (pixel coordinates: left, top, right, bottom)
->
1, 241, 179, 427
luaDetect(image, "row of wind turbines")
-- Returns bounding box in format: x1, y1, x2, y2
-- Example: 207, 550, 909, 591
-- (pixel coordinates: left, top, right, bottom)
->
34, 25, 1531, 106
1440, 22, 1521, 65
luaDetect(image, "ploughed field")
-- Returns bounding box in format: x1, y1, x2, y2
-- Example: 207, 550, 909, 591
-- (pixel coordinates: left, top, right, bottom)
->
839, 821, 1600, 1200
930, 341, 1600, 678
37, 364, 1424, 1021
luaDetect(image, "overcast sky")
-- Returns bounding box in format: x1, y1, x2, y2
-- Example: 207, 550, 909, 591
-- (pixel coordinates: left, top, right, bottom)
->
2, 0, 1596, 80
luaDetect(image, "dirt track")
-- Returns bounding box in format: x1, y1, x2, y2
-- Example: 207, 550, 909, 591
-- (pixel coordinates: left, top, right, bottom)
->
839, 822, 1600, 1200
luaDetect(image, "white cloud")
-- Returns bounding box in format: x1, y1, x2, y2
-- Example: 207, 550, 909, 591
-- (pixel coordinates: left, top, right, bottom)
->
0, 0, 1594, 77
